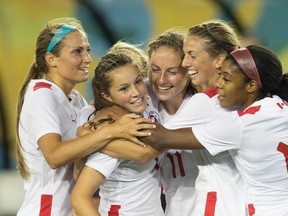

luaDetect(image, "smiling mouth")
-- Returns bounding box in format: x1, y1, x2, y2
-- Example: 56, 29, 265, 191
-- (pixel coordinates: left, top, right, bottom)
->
188, 69, 197, 76
132, 97, 144, 104
79, 66, 90, 72
157, 85, 172, 90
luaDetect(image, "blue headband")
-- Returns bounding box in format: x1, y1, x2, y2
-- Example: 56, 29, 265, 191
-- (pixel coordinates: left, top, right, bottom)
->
46, 24, 76, 52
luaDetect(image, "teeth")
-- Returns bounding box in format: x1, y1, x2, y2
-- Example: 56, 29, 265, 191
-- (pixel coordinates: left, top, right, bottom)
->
188, 69, 197, 75
80, 68, 89, 73
158, 85, 170, 90
133, 98, 143, 104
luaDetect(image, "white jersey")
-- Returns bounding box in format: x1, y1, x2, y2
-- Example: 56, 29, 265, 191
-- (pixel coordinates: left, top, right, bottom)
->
17, 79, 87, 216
148, 83, 199, 216
165, 87, 246, 216
197, 95, 288, 216
77, 95, 164, 216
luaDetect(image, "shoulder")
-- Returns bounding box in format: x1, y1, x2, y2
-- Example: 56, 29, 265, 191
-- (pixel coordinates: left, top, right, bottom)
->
202, 87, 217, 98
27, 80, 58, 103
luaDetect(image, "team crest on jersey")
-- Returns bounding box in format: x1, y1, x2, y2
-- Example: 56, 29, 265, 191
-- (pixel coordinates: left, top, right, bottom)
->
147, 111, 161, 123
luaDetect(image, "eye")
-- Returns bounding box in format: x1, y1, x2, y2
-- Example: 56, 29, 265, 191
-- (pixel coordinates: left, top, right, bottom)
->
119, 86, 128, 92
151, 66, 160, 73
135, 76, 144, 84
73, 49, 82, 55
187, 52, 196, 59
168, 69, 178, 75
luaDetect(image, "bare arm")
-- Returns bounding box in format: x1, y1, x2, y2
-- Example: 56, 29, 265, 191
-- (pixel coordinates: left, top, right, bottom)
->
77, 121, 163, 164
141, 123, 204, 150
38, 113, 155, 169
71, 166, 104, 216
100, 140, 164, 163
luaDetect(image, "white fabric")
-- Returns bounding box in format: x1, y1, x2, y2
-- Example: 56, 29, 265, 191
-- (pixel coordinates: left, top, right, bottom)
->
154, 94, 199, 216
76, 103, 95, 128
202, 96, 288, 216
164, 88, 246, 216
17, 79, 87, 216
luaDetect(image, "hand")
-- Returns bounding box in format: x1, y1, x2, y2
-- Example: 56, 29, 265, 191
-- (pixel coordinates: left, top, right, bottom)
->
109, 113, 156, 147
140, 123, 167, 149
96, 105, 129, 121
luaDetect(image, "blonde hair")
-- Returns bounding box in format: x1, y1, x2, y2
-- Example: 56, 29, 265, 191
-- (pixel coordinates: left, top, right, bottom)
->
187, 19, 240, 57
108, 41, 148, 78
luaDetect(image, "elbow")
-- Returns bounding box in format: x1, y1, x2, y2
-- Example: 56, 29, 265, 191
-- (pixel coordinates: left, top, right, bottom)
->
136, 151, 156, 163
45, 155, 66, 170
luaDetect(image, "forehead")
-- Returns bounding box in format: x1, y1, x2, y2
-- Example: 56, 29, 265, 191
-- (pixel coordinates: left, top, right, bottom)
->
109, 64, 140, 84
183, 35, 208, 52
222, 59, 243, 77
150, 47, 182, 62
62, 30, 89, 48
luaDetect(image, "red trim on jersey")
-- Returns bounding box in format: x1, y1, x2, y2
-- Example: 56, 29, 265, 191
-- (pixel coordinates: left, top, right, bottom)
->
39, 194, 53, 216
175, 151, 185, 177
33, 82, 52, 91
203, 87, 217, 98
154, 157, 160, 170
108, 205, 121, 216
167, 153, 176, 178
237, 105, 261, 117
277, 142, 288, 173
247, 203, 255, 216
204, 191, 217, 216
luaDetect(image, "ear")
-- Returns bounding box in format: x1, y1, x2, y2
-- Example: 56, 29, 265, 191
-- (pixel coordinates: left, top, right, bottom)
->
246, 80, 258, 94
45, 52, 57, 67
101, 92, 113, 103
215, 54, 226, 69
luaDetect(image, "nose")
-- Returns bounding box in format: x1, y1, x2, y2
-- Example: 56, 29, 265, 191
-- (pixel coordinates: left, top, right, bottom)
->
158, 71, 168, 84
182, 54, 190, 68
215, 76, 223, 89
82, 51, 92, 63
131, 85, 141, 97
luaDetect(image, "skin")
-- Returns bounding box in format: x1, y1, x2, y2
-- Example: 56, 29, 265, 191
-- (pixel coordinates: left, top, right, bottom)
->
45, 30, 91, 96
149, 46, 189, 114
182, 35, 225, 92
216, 59, 259, 110
71, 64, 156, 216
37, 30, 155, 169
103, 64, 147, 114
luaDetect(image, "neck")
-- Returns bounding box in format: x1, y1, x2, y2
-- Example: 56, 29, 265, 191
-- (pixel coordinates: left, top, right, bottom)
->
160, 96, 185, 115
45, 74, 73, 97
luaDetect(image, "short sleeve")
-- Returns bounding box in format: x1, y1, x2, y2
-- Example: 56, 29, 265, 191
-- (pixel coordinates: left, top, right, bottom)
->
28, 88, 61, 142
86, 152, 120, 178
192, 111, 243, 155
165, 93, 216, 129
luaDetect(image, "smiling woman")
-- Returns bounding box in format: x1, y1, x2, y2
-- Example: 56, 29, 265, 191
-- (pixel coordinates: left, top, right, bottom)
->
71, 42, 164, 216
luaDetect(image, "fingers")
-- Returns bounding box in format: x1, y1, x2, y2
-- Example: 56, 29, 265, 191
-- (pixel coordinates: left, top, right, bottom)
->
127, 137, 147, 148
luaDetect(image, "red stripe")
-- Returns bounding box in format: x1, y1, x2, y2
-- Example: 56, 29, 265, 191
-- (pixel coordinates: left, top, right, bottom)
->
108, 205, 121, 216
39, 194, 52, 216
204, 192, 217, 216
33, 82, 52, 91
237, 105, 261, 117
248, 204, 255, 216
167, 153, 176, 178
175, 151, 185, 177
203, 87, 217, 98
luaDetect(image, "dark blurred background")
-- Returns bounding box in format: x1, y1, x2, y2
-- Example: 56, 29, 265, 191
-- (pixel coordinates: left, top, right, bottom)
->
1, 0, 288, 215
